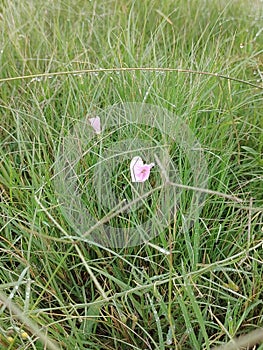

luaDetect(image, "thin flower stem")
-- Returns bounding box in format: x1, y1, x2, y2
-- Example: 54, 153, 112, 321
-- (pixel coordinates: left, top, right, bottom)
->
154, 154, 243, 203
168, 181, 243, 203
0, 67, 262, 89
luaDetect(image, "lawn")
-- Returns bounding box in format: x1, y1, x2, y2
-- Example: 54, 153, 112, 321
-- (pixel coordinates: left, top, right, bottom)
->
0, 0, 263, 349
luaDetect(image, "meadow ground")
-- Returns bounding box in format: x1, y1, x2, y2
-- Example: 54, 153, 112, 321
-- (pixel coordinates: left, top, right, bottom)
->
0, 0, 263, 349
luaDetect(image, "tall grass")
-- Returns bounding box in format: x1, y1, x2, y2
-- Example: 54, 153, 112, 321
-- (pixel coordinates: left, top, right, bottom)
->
0, 0, 262, 349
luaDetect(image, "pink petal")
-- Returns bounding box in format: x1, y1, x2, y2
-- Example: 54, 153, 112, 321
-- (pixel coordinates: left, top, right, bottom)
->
89, 116, 101, 134
130, 156, 154, 183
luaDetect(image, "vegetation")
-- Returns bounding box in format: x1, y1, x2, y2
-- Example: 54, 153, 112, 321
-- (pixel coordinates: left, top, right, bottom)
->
0, 0, 262, 349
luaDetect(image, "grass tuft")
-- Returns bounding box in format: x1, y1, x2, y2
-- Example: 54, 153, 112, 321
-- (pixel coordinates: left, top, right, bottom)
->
0, 0, 263, 349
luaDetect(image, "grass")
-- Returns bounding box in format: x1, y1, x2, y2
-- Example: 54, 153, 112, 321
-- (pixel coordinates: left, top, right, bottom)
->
0, 0, 263, 349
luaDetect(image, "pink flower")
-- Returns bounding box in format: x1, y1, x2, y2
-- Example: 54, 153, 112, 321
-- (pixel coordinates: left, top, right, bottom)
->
130, 156, 154, 183
89, 116, 101, 134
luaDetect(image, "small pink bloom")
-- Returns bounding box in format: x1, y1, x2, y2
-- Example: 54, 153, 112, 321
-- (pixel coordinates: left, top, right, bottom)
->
130, 156, 154, 183
89, 116, 101, 134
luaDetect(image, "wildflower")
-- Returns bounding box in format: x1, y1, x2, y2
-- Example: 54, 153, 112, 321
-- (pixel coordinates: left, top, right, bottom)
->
130, 156, 154, 183
88, 116, 101, 134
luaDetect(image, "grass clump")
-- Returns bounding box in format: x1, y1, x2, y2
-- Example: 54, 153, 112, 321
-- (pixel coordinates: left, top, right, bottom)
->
0, 0, 263, 349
